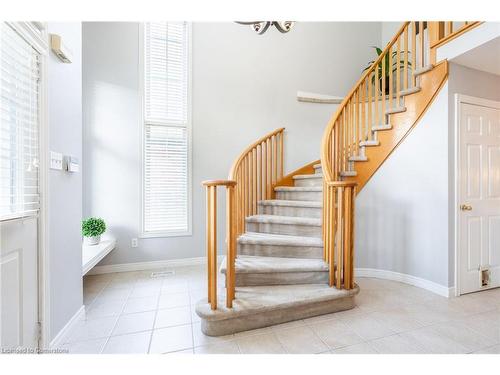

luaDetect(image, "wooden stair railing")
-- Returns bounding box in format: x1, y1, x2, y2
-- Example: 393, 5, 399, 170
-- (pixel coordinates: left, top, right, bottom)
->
320, 21, 480, 290
321, 21, 430, 290
203, 128, 285, 309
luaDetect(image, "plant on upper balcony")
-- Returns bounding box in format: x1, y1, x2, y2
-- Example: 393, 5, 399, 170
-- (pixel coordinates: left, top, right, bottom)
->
82, 217, 106, 246
363, 46, 411, 95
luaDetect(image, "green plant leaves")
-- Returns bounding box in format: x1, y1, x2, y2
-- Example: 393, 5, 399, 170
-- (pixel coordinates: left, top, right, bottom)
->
82, 217, 106, 237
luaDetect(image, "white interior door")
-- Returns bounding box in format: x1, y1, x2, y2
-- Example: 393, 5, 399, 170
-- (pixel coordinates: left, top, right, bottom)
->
0, 217, 39, 350
459, 99, 500, 295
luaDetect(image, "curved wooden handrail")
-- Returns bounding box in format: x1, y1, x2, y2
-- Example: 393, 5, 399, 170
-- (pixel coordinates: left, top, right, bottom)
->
202, 180, 237, 187
320, 22, 410, 183
203, 127, 285, 310
229, 127, 285, 179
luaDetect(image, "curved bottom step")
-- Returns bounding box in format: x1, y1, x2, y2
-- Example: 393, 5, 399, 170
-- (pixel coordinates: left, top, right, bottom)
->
195, 284, 359, 336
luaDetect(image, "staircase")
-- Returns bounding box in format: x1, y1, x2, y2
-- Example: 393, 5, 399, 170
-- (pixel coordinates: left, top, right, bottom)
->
196, 21, 479, 336
197, 163, 359, 336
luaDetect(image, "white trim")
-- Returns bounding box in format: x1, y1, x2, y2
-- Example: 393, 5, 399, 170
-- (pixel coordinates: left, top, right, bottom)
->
37, 25, 50, 350
454, 94, 500, 296
87, 257, 206, 275
49, 305, 85, 349
355, 268, 455, 298
138, 22, 193, 239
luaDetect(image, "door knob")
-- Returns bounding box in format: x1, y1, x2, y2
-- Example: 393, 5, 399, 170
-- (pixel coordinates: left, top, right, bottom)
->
460, 204, 472, 211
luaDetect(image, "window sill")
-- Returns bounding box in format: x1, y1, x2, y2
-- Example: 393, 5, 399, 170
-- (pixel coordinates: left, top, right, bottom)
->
139, 230, 192, 239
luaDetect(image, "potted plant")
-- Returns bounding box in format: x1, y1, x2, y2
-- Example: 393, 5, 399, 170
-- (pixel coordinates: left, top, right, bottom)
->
363, 46, 410, 95
82, 217, 106, 246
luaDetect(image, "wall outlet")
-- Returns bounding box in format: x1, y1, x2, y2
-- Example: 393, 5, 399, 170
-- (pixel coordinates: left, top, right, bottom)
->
131, 238, 138, 248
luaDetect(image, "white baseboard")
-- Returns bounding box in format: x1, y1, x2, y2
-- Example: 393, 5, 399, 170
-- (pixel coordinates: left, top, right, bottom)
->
49, 305, 85, 349
87, 257, 206, 275
355, 268, 455, 298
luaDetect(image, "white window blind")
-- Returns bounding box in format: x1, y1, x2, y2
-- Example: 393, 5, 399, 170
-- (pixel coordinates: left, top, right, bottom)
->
143, 22, 190, 235
0, 23, 40, 220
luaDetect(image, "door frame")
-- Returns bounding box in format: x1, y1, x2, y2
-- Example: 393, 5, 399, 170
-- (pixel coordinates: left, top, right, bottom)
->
454, 93, 500, 296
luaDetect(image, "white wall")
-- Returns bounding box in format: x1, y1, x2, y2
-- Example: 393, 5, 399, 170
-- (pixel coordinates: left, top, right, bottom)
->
381, 22, 402, 46
447, 63, 500, 286
82, 22, 382, 265
355, 84, 450, 287
47, 22, 83, 341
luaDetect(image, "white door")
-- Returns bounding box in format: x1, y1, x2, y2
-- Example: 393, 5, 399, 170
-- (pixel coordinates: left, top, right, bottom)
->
0, 22, 43, 351
0, 217, 39, 351
459, 99, 500, 295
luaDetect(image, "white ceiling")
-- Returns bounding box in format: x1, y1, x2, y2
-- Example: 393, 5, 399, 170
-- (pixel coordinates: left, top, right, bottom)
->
451, 36, 500, 76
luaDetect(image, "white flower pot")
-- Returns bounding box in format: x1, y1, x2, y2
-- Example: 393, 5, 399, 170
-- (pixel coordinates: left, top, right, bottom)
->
85, 235, 101, 246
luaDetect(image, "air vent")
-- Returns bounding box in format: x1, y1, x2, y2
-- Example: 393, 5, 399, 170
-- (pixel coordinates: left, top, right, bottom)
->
150, 270, 175, 278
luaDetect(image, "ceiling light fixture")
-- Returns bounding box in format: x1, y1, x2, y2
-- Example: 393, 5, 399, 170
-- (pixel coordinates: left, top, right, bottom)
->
235, 21, 295, 35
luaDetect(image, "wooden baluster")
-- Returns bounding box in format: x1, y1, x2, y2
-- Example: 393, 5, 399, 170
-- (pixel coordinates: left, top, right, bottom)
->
367, 74, 372, 140
412, 22, 416, 86
396, 35, 401, 105
336, 186, 343, 289
389, 44, 393, 110
243, 156, 250, 217
349, 97, 356, 156
253, 148, 257, 214
248, 153, 253, 215
273, 135, 277, 185
208, 185, 217, 309
328, 186, 335, 286
375, 61, 379, 129
361, 80, 366, 145
335, 121, 340, 178
226, 185, 234, 306
266, 138, 271, 198
206, 186, 212, 304
261, 141, 266, 200
381, 55, 386, 120
447, 21, 453, 36
343, 185, 353, 289
404, 25, 409, 90
279, 131, 284, 180
346, 99, 350, 165
419, 21, 424, 68
355, 90, 359, 156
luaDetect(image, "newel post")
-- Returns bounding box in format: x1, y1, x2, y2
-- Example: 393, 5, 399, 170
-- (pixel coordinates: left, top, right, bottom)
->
202, 180, 237, 310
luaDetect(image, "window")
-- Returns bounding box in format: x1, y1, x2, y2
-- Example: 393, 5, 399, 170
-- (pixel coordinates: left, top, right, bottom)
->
142, 22, 191, 236
0, 23, 41, 220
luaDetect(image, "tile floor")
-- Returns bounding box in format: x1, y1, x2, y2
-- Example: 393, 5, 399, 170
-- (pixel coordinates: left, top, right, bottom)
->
62, 264, 500, 354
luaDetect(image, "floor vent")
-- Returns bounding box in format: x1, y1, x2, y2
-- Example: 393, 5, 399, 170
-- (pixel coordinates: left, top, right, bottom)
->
150, 270, 175, 278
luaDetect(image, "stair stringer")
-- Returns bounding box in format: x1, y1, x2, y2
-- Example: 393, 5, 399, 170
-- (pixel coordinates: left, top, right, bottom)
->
343, 60, 449, 191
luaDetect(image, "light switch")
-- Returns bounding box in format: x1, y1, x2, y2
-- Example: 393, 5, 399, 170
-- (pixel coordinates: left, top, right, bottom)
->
64, 156, 80, 173
50, 151, 63, 170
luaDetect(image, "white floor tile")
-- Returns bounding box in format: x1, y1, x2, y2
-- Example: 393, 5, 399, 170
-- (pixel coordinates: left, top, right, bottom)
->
65, 316, 118, 343
236, 332, 285, 354
102, 331, 152, 354
158, 292, 190, 309
331, 342, 378, 354
309, 320, 364, 350
60, 338, 107, 354
274, 326, 329, 354
155, 306, 192, 329
194, 341, 240, 354
123, 296, 158, 314
368, 334, 426, 354
149, 324, 193, 354
112, 310, 156, 336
